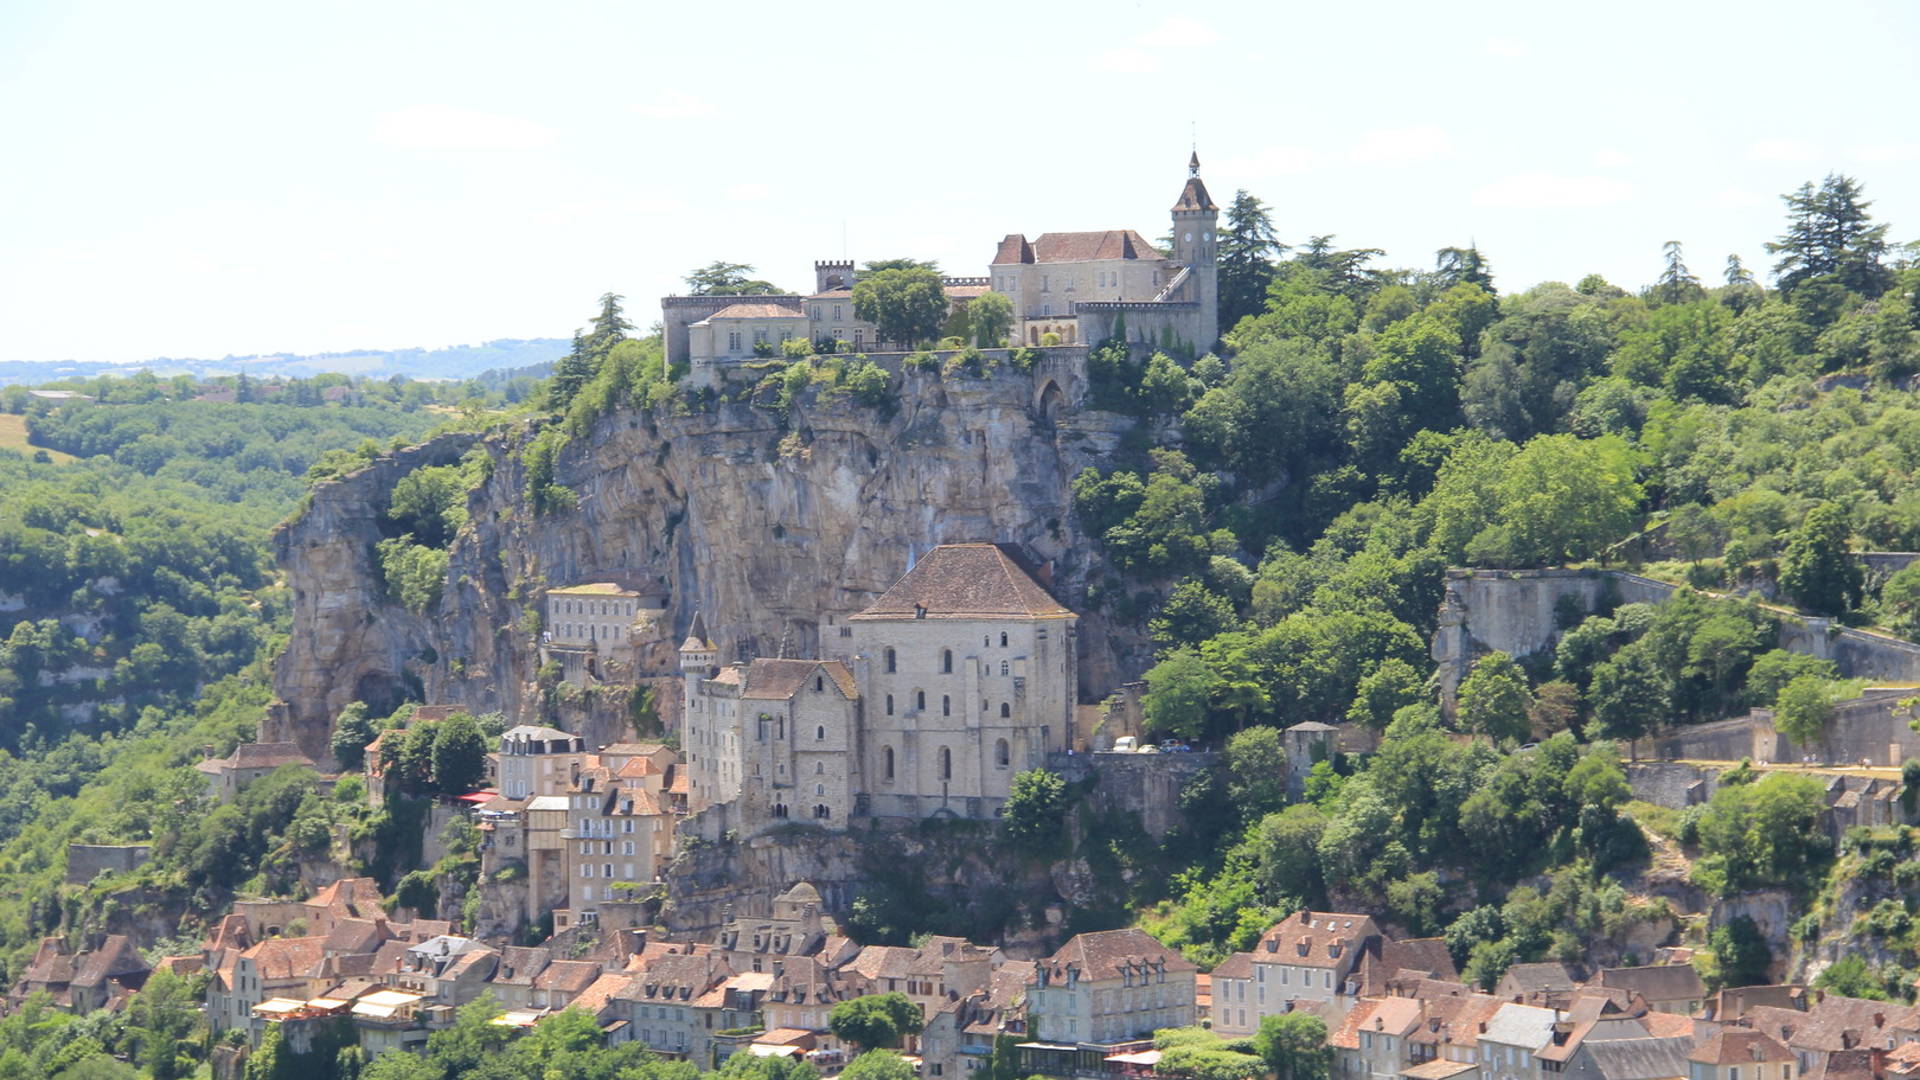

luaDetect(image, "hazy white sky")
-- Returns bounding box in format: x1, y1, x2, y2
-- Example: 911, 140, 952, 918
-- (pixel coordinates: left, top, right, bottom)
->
3, 0, 1918, 364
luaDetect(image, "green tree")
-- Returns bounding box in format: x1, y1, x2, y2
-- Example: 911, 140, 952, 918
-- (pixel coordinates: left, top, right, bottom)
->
1218, 190, 1286, 330
685, 261, 784, 295
431, 711, 489, 795
1882, 563, 1920, 634
828, 994, 924, 1052
853, 268, 948, 347
1745, 650, 1836, 706
1347, 658, 1423, 731
1248, 803, 1328, 906
1779, 502, 1862, 615
1457, 652, 1532, 743
840, 1050, 920, 1080
1774, 675, 1836, 751
968, 292, 1014, 347
1150, 579, 1238, 648
1225, 727, 1290, 823
1253, 1012, 1331, 1080
1692, 773, 1829, 895
1704, 915, 1772, 989
1650, 241, 1705, 306
1767, 174, 1893, 298
1142, 648, 1220, 740
329, 702, 377, 772
1002, 769, 1068, 851
1587, 641, 1671, 745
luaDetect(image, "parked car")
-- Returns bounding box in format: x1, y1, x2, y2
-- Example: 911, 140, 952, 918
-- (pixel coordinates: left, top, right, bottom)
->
1111, 736, 1139, 753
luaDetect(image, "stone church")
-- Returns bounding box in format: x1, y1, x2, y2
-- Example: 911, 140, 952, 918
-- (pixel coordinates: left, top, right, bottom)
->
678, 544, 1078, 835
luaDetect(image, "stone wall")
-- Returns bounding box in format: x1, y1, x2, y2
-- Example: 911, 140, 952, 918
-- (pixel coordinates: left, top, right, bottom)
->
1432, 568, 1920, 706
1051, 750, 1216, 839
64, 844, 151, 885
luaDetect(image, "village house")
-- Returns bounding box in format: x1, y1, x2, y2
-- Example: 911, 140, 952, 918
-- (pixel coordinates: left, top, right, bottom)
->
193, 740, 316, 800
5, 934, 149, 1015
1024, 928, 1197, 1061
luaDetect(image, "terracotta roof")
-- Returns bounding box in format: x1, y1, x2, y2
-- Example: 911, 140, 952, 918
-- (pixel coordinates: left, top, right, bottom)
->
1211, 953, 1254, 980
534, 960, 602, 995
1692, 1030, 1792, 1065
853, 544, 1070, 621
1252, 910, 1380, 969
741, 658, 859, 701
807, 288, 854, 300
1816, 1049, 1883, 1080
571, 972, 630, 1016
945, 285, 991, 300
1642, 1012, 1695, 1040
847, 946, 922, 982
1039, 928, 1195, 983
1500, 961, 1582, 993
310, 878, 387, 921
216, 742, 314, 771
1750, 996, 1920, 1053
704, 303, 807, 320
244, 936, 328, 981
988, 229, 1167, 265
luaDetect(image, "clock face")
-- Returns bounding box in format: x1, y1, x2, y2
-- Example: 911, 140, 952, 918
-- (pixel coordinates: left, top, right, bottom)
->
1183, 232, 1193, 243
1205, 231, 1214, 241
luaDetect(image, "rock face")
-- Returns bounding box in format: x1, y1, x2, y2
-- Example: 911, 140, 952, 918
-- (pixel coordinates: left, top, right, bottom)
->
272, 352, 1143, 758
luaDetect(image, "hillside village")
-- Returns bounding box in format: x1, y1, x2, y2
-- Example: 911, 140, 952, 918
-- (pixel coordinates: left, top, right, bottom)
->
7, 151, 1920, 1080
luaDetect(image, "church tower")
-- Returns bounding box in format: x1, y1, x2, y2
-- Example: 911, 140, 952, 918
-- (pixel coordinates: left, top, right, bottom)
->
1170, 151, 1221, 350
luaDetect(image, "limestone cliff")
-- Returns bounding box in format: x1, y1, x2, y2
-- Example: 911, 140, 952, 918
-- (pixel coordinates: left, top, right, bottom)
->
271, 353, 1141, 756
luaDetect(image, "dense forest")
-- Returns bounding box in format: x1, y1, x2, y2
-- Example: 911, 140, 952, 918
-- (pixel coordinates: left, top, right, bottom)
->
0, 172, 1916, 1077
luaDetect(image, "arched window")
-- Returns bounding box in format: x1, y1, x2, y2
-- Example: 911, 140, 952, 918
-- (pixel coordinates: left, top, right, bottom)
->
884, 746, 895, 781
942, 695, 951, 717
886, 694, 894, 716
816, 762, 824, 774
916, 690, 926, 712
1000, 632, 1008, 647
1000, 703, 1011, 718
1000, 661, 1009, 676
816, 725, 825, 741
941, 648, 953, 674
995, 739, 1010, 767
885, 648, 896, 673
939, 746, 952, 781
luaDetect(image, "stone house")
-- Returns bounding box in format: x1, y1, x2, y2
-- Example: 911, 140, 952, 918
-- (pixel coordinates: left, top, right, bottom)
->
1332, 997, 1425, 1080
193, 741, 316, 800
563, 751, 678, 924
1477, 1003, 1562, 1080
1209, 952, 1257, 1038
1250, 910, 1383, 1014
1596, 965, 1707, 1017
1025, 928, 1197, 1047
6, 934, 149, 1014
680, 543, 1079, 837
1498, 962, 1584, 1006
208, 935, 328, 1039
496, 725, 588, 800
1689, 1032, 1797, 1080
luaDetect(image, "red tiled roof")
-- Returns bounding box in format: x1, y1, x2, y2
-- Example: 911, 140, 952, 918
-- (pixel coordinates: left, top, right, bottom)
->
741, 659, 859, 701
1252, 910, 1380, 969
1030, 230, 1163, 264
1692, 1030, 1793, 1065
992, 235, 1034, 265
705, 303, 807, 321
1040, 928, 1195, 983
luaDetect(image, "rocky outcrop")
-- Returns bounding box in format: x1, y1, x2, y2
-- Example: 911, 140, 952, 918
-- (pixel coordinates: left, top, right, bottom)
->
272, 352, 1142, 756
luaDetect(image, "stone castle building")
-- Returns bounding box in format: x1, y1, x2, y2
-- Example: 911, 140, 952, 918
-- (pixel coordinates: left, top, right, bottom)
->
679, 543, 1078, 833
659, 156, 1220, 379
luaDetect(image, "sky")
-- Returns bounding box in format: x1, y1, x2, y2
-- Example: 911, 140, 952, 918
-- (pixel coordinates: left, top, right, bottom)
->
2, 0, 1918, 366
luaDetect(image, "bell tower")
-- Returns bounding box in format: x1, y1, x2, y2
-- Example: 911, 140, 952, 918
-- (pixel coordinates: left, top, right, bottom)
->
1170, 151, 1220, 350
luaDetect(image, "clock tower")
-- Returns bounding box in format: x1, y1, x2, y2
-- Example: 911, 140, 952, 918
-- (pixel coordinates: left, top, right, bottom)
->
1169, 151, 1221, 351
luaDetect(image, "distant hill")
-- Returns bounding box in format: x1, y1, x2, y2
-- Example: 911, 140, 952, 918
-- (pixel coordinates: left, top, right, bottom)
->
0, 337, 570, 387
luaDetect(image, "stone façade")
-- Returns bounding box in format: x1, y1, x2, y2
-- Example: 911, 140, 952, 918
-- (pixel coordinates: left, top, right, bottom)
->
269, 349, 1145, 765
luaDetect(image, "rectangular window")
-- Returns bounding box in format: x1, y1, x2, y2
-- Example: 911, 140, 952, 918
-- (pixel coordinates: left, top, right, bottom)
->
727, 331, 741, 352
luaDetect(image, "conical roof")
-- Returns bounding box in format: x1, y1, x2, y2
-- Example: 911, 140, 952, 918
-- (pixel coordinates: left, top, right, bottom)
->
679, 611, 711, 652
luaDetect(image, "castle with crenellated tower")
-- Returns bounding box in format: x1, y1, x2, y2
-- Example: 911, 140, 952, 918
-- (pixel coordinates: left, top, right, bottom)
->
659, 155, 1220, 383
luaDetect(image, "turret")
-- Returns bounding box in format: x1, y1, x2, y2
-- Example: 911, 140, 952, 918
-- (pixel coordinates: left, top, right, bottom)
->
679, 612, 715, 677
1170, 151, 1221, 350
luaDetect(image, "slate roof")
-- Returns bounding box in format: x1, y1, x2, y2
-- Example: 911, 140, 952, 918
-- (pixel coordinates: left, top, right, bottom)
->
534, 960, 602, 996
1480, 1003, 1561, 1049
1172, 174, 1218, 213
1597, 964, 1706, 1004
1039, 928, 1195, 983
1501, 961, 1583, 994
852, 544, 1071, 621
1576, 1037, 1691, 1080
741, 658, 859, 701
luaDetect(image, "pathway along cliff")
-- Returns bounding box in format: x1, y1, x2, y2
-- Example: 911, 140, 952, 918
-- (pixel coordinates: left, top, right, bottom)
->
268, 350, 1142, 764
